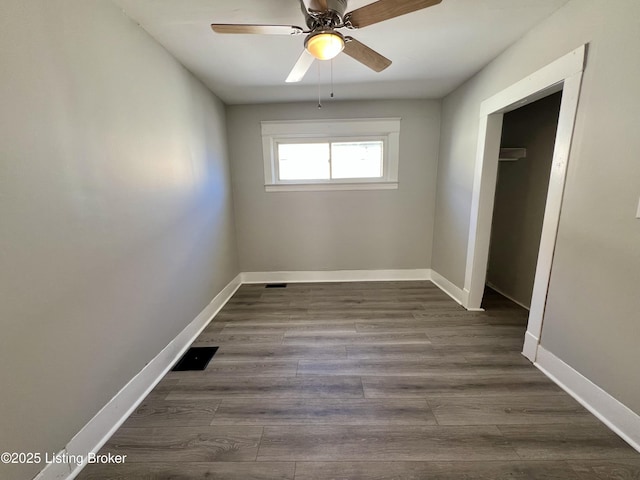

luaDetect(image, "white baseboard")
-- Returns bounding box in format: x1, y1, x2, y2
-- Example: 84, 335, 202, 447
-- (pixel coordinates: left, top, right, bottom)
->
430, 270, 471, 308
32, 462, 70, 480
241, 269, 432, 284
535, 346, 640, 453
34, 274, 242, 480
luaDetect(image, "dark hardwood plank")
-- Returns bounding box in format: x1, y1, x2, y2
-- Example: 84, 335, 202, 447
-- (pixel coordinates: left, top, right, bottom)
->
220, 322, 357, 333
215, 344, 347, 362
498, 424, 639, 460
427, 333, 525, 347
458, 355, 541, 374
221, 318, 358, 327
419, 302, 468, 311
293, 460, 583, 480
229, 297, 296, 306
412, 311, 529, 326
211, 398, 436, 425
305, 301, 428, 311
77, 462, 294, 480
166, 376, 364, 400
100, 426, 262, 462
122, 399, 220, 428
215, 345, 348, 361
459, 350, 532, 362
423, 325, 526, 336
290, 311, 416, 321
258, 425, 519, 461
569, 458, 640, 479
192, 333, 284, 346
346, 344, 450, 360
429, 395, 600, 425
283, 332, 432, 345
298, 358, 474, 376
301, 356, 534, 376
430, 344, 524, 355
214, 312, 292, 322
362, 372, 563, 397
356, 322, 525, 335
219, 305, 307, 314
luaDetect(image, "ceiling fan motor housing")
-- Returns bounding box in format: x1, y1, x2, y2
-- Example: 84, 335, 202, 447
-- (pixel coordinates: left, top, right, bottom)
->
326, 0, 349, 18
305, 0, 349, 29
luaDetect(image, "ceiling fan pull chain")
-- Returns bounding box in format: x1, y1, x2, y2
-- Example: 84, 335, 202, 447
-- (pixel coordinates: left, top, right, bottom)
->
317, 61, 322, 109
330, 58, 334, 98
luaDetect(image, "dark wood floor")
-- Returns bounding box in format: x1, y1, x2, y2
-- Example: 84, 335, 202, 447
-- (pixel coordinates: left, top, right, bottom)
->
78, 282, 640, 479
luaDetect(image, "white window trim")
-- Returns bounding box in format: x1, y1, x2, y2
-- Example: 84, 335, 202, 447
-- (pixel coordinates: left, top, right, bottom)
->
261, 118, 401, 192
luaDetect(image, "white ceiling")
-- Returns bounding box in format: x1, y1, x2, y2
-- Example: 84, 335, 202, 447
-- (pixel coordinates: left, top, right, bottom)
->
112, 0, 569, 104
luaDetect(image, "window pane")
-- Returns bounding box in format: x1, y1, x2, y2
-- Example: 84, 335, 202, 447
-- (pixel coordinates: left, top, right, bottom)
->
331, 141, 383, 179
278, 143, 330, 180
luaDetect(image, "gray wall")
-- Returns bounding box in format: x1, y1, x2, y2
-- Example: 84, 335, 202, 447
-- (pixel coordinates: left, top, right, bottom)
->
0, 1, 239, 478
432, 0, 640, 413
486, 93, 562, 308
227, 100, 441, 272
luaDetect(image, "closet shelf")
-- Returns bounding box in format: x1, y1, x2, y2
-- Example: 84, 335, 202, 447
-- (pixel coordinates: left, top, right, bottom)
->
499, 147, 527, 161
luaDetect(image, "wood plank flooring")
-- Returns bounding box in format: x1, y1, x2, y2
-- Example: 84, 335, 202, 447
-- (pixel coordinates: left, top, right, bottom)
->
78, 282, 640, 479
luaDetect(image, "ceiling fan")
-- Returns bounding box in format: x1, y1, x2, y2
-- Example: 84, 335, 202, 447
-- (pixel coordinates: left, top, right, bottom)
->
211, 0, 442, 83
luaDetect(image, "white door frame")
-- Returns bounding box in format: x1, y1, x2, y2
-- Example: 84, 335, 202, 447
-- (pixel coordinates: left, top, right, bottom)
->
462, 45, 586, 362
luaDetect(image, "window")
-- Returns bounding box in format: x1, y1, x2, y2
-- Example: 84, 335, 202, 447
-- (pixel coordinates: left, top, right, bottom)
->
262, 118, 400, 191
277, 140, 383, 181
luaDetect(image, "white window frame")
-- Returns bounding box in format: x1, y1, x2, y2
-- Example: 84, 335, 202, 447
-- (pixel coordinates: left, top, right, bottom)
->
261, 118, 401, 192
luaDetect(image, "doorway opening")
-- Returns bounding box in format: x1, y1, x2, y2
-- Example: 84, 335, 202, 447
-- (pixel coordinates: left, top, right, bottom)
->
462, 45, 586, 362
483, 92, 563, 312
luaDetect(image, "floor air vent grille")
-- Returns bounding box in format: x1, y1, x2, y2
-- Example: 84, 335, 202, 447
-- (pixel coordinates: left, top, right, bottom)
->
171, 346, 218, 371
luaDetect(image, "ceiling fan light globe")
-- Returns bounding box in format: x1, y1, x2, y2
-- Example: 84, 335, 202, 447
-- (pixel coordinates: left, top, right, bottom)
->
305, 32, 344, 60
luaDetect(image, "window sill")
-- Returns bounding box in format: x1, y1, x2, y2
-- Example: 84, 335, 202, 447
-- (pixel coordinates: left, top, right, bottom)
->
265, 182, 399, 192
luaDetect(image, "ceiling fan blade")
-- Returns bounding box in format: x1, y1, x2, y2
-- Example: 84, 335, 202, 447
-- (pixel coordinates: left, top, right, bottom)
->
346, 0, 442, 28
286, 50, 316, 83
343, 36, 391, 72
211, 24, 304, 35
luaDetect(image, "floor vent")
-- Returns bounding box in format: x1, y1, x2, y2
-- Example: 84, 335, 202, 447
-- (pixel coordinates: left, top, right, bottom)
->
266, 283, 287, 288
171, 346, 218, 371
